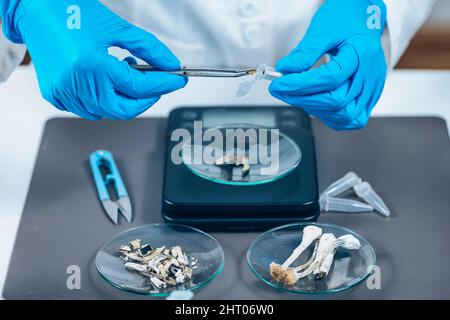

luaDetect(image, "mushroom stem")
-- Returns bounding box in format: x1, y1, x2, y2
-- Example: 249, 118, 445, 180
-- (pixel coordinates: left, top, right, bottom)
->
281, 226, 322, 269
314, 234, 361, 280
269, 226, 322, 282
282, 233, 336, 286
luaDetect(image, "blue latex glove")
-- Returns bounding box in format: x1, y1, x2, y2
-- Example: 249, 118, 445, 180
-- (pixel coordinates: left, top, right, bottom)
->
269, 0, 387, 130
0, 0, 187, 120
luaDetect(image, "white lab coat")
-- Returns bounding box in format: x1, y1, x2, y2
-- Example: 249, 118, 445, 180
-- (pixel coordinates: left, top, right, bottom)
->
0, 0, 436, 81
0, 31, 25, 81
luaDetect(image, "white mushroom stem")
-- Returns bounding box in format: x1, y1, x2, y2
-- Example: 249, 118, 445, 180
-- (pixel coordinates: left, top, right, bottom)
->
282, 233, 336, 285
314, 248, 336, 279
150, 277, 165, 288
270, 226, 322, 282
314, 234, 361, 279
281, 226, 322, 269
295, 239, 319, 272
294, 234, 336, 277
124, 262, 147, 272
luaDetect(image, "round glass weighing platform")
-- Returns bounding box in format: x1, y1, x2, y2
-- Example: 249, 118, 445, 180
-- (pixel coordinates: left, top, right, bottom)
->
96, 224, 224, 296
247, 222, 376, 294
181, 124, 301, 186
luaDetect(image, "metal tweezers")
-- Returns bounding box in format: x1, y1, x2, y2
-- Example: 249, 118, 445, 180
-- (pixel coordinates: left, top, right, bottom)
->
131, 65, 256, 78
89, 150, 132, 224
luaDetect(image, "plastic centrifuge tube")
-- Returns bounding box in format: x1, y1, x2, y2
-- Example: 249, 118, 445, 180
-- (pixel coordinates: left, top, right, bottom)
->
354, 181, 391, 217
320, 196, 374, 213
259, 65, 283, 80
321, 171, 361, 198
236, 64, 282, 98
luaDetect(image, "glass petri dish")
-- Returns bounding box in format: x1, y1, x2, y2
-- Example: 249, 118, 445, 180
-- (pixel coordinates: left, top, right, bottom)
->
247, 222, 376, 294
96, 224, 224, 296
181, 124, 301, 186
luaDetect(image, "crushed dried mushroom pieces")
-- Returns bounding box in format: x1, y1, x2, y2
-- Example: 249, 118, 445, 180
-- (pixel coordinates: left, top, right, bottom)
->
118, 239, 196, 289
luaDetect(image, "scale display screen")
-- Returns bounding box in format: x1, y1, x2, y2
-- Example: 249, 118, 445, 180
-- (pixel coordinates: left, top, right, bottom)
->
202, 109, 276, 128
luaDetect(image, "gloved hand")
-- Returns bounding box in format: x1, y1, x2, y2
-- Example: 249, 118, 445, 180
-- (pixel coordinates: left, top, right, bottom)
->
269, 0, 387, 130
0, 0, 187, 119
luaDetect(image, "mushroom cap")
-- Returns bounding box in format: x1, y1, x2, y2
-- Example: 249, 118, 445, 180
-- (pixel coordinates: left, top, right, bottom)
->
282, 268, 298, 286
269, 262, 284, 282
302, 225, 322, 241
338, 234, 361, 250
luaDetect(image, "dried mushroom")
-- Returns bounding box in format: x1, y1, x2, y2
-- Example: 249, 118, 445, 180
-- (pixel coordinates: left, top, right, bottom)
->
118, 240, 197, 290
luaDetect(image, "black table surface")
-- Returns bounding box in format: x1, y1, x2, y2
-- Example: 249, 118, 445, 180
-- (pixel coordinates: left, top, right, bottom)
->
3, 116, 450, 299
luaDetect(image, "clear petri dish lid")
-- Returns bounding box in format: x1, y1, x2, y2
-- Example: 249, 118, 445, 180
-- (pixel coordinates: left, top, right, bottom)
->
247, 222, 376, 294
181, 124, 301, 186
96, 224, 224, 296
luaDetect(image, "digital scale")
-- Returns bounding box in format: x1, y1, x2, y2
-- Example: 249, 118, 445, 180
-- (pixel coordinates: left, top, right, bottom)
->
162, 106, 320, 230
